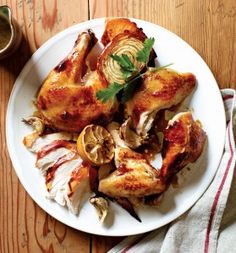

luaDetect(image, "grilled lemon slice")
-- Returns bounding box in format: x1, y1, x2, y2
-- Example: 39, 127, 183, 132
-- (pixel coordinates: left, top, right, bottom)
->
77, 124, 115, 165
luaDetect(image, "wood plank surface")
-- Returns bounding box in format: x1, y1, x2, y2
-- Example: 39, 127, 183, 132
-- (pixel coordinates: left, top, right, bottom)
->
0, 0, 236, 253
90, 0, 236, 88
0, 1, 91, 253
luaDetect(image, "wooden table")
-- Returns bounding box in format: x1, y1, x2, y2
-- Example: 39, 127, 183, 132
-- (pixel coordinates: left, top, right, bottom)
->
0, 0, 235, 252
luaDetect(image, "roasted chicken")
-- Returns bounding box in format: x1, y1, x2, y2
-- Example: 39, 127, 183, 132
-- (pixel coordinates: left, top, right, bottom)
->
23, 18, 208, 221
101, 18, 146, 46
99, 112, 206, 199
37, 31, 117, 132
160, 111, 206, 182
99, 147, 166, 198
122, 68, 196, 147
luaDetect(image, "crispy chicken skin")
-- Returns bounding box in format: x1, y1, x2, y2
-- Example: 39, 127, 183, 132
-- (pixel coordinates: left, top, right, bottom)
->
101, 18, 146, 46
37, 31, 117, 132
99, 147, 166, 198
161, 112, 206, 181
125, 69, 196, 138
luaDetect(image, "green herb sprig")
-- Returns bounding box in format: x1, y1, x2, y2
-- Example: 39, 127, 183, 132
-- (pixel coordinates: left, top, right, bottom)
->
96, 82, 123, 103
110, 54, 137, 80
136, 37, 155, 63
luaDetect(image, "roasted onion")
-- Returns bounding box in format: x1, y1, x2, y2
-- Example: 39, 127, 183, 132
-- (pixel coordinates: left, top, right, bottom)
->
98, 32, 146, 85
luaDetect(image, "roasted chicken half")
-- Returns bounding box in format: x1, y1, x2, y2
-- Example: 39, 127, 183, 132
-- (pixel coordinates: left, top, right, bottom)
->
99, 112, 206, 200
37, 31, 117, 132
122, 68, 196, 147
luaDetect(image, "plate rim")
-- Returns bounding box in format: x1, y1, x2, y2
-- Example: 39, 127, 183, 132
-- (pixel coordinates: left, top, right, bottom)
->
6, 17, 226, 236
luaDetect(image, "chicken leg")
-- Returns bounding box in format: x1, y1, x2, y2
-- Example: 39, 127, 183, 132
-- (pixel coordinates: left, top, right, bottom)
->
37, 30, 117, 132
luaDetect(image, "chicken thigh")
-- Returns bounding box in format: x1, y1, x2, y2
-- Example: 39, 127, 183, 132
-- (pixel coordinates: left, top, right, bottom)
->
37, 30, 117, 132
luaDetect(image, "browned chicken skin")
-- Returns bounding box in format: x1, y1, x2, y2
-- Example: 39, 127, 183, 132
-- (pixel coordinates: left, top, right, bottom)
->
101, 18, 146, 46
37, 31, 117, 132
99, 147, 166, 198
125, 69, 196, 138
160, 112, 207, 182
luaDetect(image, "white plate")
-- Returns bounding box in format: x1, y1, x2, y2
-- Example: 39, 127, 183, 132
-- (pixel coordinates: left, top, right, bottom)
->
6, 18, 226, 236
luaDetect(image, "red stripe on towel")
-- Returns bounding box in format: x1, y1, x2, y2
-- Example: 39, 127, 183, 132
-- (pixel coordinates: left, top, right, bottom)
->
223, 94, 233, 101
204, 123, 234, 253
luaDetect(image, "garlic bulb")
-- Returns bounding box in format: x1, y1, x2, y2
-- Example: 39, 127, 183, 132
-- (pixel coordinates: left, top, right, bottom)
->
90, 196, 109, 222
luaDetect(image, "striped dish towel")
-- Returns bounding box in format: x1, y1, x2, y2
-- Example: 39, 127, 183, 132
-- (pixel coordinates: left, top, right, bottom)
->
109, 89, 236, 253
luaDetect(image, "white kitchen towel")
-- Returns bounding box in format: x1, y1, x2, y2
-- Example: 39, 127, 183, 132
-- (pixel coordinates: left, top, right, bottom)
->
109, 89, 236, 253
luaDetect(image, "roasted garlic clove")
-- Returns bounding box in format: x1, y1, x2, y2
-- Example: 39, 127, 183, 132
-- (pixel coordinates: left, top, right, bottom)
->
107, 121, 128, 148
22, 116, 45, 148
144, 193, 164, 206
115, 197, 141, 222
89, 196, 109, 222
98, 164, 114, 180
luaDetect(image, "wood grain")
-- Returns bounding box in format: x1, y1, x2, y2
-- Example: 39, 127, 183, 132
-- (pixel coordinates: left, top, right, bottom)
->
90, 0, 236, 89
0, 1, 90, 253
0, 0, 236, 253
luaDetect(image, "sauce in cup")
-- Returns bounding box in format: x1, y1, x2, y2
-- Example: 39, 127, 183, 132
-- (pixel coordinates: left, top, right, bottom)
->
0, 5, 22, 60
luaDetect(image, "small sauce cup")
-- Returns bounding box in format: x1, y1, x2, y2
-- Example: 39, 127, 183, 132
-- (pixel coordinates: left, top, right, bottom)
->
0, 5, 22, 60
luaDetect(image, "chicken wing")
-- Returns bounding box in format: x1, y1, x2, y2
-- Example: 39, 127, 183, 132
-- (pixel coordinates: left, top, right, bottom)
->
122, 68, 196, 147
37, 30, 117, 132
